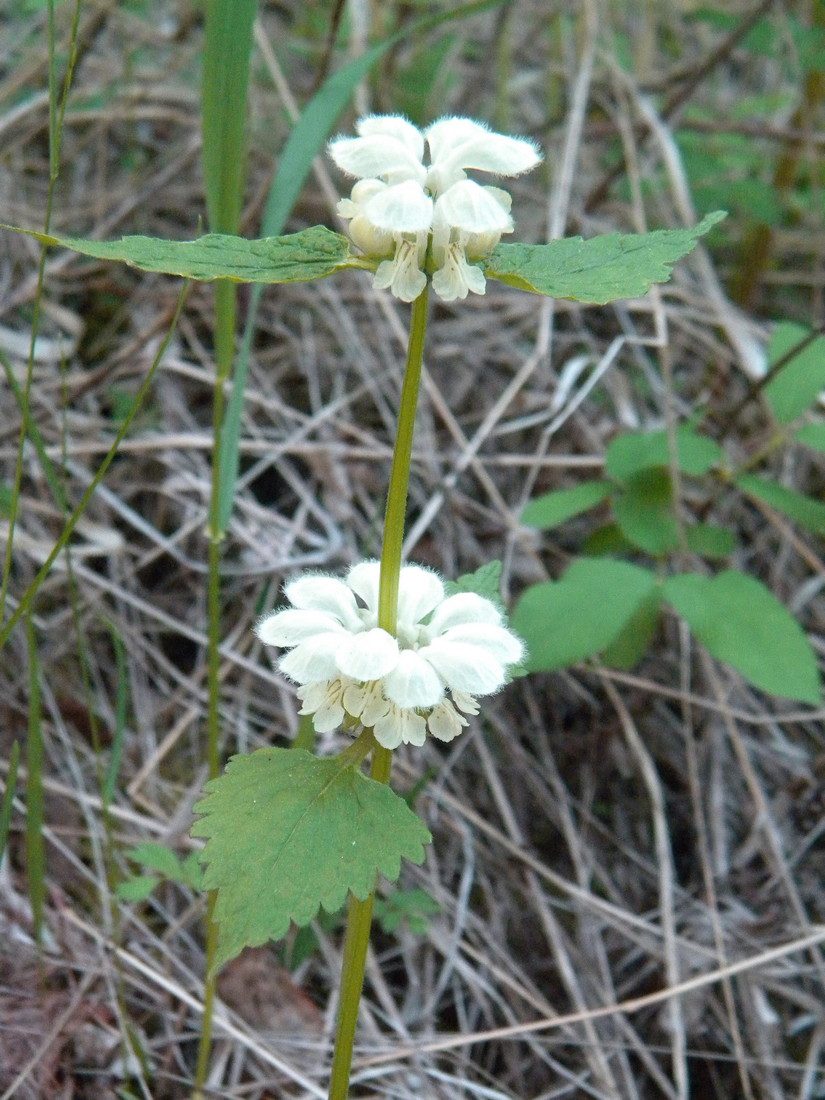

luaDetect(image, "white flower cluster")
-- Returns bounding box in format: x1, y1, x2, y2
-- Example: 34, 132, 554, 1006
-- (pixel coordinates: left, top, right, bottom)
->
329, 116, 542, 303
256, 561, 524, 750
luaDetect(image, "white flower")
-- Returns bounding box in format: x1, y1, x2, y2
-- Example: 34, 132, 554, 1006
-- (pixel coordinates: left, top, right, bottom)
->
329, 115, 541, 302
256, 561, 524, 750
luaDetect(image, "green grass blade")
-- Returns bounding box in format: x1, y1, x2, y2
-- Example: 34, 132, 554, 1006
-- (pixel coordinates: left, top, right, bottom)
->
0, 741, 20, 865
25, 612, 46, 947
102, 624, 129, 810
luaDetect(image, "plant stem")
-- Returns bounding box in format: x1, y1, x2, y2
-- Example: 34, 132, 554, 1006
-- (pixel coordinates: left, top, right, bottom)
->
327, 285, 430, 1100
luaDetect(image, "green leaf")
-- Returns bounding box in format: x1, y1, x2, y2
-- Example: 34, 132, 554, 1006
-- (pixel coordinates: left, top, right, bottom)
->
736, 473, 825, 536
116, 876, 161, 902
582, 523, 636, 556
485, 212, 725, 303
192, 748, 431, 971
521, 480, 613, 529
613, 468, 679, 555
663, 571, 821, 704
374, 887, 441, 935
794, 423, 825, 454
512, 558, 658, 672
3, 224, 354, 285
606, 426, 723, 481
601, 590, 661, 670
127, 843, 185, 881
684, 524, 737, 558
445, 560, 503, 610
764, 322, 825, 424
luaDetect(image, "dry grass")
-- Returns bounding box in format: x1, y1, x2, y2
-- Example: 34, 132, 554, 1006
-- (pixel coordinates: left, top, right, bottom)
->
2, 1, 825, 1097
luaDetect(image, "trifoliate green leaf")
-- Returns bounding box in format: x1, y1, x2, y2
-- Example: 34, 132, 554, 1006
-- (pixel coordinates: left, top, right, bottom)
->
484, 212, 725, 303
613, 468, 679, 555
684, 524, 736, 558
521, 480, 613, 530
2, 224, 355, 284
663, 571, 821, 704
764, 322, 825, 424
192, 747, 431, 971
737, 474, 825, 536
512, 558, 658, 671
116, 876, 160, 902
606, 426, 723, 481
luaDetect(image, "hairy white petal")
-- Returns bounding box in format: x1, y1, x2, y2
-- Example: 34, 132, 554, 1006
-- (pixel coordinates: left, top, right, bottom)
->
427, 592, 502, 635
421, 639, 507, 695
356, 115, 425, 161
451, 690, 481, 715
431, 250, 487, 301
397, 565, 444, 625
256, 608, 347, 647
425, 117, 492, 163
382, 649, 445, 709
328, 134, 426, 184
363, 180, 433, 233
374, 240, 428, 303
279, 633, 347, 683
435, 181, 513, 235
335, 628, 399, 681
442, 132, 542, 179
346, 561, 381, 614
284, 575, 362, 630
298, 679, 346, 732
438, 622, 524, 664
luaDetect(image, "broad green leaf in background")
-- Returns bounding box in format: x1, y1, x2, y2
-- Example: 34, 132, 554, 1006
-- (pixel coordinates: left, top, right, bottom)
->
512, 558, 658, 672
485, 211, 725, 303
374, 887, 441, 935
684, 524, 737, 558
521, 480, 613, 529
3, 224, 355, 285
606, 425, 723, 482
663, 570, 821, 704
582, 523, 637, 556
794, 423, 825, 454
764, 322, 825, 424
612, 468, 679, 555
736, 473, 825, 536
193, 748, 431, 971
600, 590, 661, 670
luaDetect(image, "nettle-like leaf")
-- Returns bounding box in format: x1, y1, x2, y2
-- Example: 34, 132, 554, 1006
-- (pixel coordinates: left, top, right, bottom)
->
521, 480, 613, 530
3, 224, 357, 285
512, 558, 658, 672
445, 560, 504, 610
737, 473, 825, 536
764, 322, 825, 425
663, 571, 821, 704
606, 425, 723, 482
485, 212, 725, 303
192, 747, 431, 971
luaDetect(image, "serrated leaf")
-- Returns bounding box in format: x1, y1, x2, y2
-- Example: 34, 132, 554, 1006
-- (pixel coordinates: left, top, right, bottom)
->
663, 570, 821, 704
737, 474, 825, 535
794, 423, 825, 454
192, 748, 431, 971
2, 224, 354, 284
116, 876, 160, 902
684, 524, 737, 558
606, 426, 723, 481
521, 480, 613, 529
764, 322, 825, 424
445, 560, 503, 610
613, 468, 679, 555
485, 212, 725, 303
512, 558, 658, 672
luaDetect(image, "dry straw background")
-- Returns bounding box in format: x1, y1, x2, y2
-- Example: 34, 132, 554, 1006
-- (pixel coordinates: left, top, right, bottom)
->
2, 1, 825, 1098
